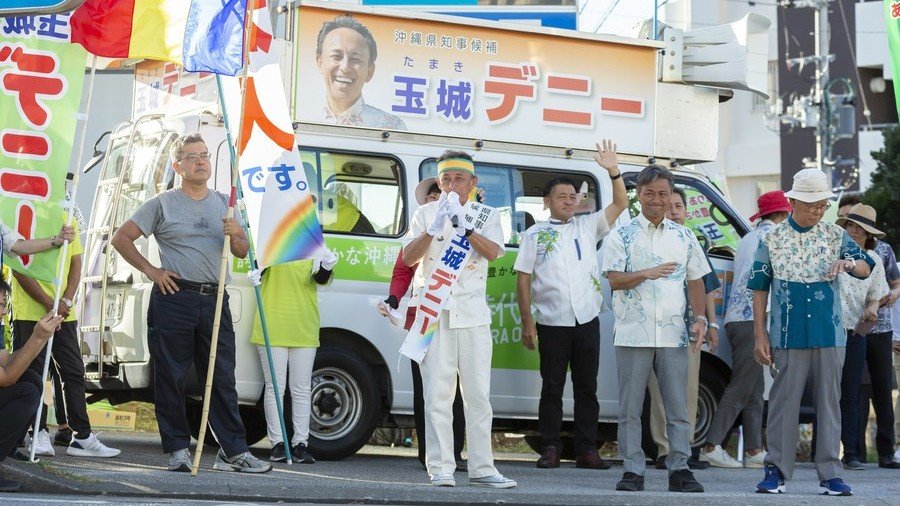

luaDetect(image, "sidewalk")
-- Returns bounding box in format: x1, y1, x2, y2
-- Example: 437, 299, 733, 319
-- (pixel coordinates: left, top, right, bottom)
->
2, 432, 899, 505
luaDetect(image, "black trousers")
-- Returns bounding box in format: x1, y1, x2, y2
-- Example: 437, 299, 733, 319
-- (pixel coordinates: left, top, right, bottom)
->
839, 331, 866, 460
148, 287, 247, 457
857, 331, 896, 459
13, 320, 92, 437
411, 360, 464, 464
536, 317, 600, 455
0, 369, 42, 463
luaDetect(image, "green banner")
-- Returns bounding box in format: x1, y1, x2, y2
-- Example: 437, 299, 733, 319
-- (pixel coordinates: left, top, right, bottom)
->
0, 13, 86, 282
887, 1, 900, 117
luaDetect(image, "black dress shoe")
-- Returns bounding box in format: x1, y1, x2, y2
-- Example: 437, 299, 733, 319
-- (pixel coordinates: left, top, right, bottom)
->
878, 455, 900, 469
536, 446, 561, 469
616, 472, 644, 491
842, 457, 866, 470
655, 455, 667, 469
669, 469, 704, 493
687, 456, 711, 470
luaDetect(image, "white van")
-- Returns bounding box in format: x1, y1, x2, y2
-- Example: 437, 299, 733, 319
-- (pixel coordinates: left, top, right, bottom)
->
79, 115, 751, 460
78, 1, 768, 460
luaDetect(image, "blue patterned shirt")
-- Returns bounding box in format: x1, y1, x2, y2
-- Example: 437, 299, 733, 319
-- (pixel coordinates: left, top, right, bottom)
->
724, 219, 776, 324
873, 240, 899, 334
747, 216, 875, 349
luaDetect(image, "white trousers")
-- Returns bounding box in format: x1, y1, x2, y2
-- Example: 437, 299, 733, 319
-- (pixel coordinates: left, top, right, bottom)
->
421, 315, 497, 478
257, 346, 317, 446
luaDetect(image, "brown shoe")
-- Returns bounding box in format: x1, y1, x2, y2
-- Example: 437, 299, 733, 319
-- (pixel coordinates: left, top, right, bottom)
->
536, 446, 561, 468
575, 450, 612, 470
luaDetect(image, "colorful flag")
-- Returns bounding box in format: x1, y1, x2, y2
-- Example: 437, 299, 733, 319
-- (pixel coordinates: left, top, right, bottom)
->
887, 0, 900, 117
70, 0, 247, 76
0, 13, 86, 282
221, 0, 324, 268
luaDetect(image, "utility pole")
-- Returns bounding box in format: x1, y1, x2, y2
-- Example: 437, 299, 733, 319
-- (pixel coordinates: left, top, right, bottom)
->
777, 0, 840, 175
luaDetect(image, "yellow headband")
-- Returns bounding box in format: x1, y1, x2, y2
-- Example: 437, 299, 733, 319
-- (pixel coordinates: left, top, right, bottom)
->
437, 158, 475, 176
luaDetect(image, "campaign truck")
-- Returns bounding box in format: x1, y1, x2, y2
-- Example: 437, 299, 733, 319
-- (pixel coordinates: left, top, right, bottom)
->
79, 1, 772, 459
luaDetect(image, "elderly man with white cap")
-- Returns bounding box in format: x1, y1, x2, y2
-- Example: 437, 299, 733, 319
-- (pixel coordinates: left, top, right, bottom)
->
749, 169, 875, 496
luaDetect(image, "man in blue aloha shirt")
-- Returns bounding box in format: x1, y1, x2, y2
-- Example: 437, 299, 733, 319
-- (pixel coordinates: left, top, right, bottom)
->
749, 169, 875, 497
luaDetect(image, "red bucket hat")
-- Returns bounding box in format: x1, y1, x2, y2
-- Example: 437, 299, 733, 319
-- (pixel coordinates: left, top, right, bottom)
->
749, 190, 792, 222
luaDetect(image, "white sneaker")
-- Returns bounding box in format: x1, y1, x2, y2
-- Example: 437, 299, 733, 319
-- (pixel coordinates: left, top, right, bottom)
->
699, 445, 741, 468
470, 473, 517, 489
67, 432, 121, 458
430, 473, 456, 487
27, 430, 55, 457
744, 450, 767, 469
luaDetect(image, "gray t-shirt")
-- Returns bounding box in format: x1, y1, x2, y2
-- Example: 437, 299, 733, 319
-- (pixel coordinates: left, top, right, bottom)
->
130, 189, 241, 284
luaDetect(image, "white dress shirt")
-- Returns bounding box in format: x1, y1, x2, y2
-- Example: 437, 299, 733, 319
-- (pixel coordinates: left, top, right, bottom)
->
514, 211, 610, 326
403, 199, 505, 329
602, 213, 711, 348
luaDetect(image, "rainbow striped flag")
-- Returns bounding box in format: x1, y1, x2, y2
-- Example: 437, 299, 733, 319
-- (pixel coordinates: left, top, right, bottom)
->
221, 1, 324, 267
71, 0, 247, 76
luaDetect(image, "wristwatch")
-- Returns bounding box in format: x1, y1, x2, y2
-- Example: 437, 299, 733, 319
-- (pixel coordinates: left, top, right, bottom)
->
464, 228, 474, 238
708, 322, 720, 330
61, 297, 73, 309
693, 315, 709, 326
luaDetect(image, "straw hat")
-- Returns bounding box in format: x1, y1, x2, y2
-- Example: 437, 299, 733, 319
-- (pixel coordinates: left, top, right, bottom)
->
784, 169, 835, 203
835, 204, 885, 238
415, 177, 440, 205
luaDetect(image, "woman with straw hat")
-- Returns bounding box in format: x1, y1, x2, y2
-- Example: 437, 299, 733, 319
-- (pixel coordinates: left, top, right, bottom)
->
834, 204, 890, 471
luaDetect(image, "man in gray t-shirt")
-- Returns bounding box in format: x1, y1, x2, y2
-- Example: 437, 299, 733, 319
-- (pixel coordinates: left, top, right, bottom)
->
112, 133, 270, 474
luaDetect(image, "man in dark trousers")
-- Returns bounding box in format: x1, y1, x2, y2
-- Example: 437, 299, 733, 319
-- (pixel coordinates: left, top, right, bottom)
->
112, 133, 270, 473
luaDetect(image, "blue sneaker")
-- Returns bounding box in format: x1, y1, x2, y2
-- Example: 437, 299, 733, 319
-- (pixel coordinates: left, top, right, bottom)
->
819, 478, 852, 496
756, 464, 785, 494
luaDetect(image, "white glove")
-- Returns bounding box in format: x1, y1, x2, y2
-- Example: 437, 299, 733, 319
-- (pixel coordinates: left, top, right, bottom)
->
445, 192, 466, 236
247, 269, 263, 287
319, 247, 338, 271
427, 192, 450, 236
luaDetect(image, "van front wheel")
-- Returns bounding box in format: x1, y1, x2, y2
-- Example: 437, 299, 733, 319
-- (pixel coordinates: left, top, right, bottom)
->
307, 347, 381, 460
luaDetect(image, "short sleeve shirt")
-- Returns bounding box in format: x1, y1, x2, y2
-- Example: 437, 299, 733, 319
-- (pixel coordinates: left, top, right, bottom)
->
11, 217, 83, 322
1, 221, 24, 255
873, 240, 899, 333
724, 220, 776, 324
129, 189, 241, 284
514, 211, 611, 326
838, 249, 889, 331
601, 214, 711, 348
403, 200, 505, 329
747, 216, 875, 349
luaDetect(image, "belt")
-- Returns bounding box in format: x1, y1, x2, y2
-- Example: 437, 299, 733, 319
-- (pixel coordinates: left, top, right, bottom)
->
175, 279, 220, 295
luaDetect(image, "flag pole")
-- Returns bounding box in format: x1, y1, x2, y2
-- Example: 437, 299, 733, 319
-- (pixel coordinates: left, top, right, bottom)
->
212, 71, 295, 465
189, 1, 293, 473
29, 54, 98, 462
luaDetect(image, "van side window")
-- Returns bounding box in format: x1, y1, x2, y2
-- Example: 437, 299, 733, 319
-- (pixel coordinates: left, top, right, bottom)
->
624, 176, 742, 256
420, 160, 598, 247
300, 149, 406, 237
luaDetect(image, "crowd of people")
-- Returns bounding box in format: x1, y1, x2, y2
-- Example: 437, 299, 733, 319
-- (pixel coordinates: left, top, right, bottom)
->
1, 133, 899, 497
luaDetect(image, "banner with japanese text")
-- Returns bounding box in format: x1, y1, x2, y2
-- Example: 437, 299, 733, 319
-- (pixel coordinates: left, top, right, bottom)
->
295, 4, 657, 154
222, 0, 324, 268
887, 0, 900, 117
0, 13, 86, 282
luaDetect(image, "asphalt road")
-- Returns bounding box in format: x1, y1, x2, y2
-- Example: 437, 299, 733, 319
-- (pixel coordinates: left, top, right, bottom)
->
2, 431, 899, 505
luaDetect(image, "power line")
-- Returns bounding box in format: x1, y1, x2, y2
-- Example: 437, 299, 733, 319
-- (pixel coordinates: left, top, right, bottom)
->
591, 0, 623, 33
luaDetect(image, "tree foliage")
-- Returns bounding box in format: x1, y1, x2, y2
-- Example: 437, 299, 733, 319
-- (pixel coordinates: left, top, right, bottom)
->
865, 125, 900, 250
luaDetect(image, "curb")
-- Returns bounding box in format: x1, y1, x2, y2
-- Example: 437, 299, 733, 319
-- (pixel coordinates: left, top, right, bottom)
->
2, 460, 84, 495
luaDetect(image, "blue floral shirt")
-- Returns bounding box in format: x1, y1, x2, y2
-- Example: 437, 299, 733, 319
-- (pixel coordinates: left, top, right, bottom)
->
724, 219, 776, 324
747, 216, 875, 349
602, 213, 711, 348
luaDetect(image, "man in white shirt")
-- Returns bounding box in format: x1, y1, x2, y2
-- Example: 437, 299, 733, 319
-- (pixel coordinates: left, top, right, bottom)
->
602, 165, 710, 493
514, 139, 627, 470
401, 150, 515, 489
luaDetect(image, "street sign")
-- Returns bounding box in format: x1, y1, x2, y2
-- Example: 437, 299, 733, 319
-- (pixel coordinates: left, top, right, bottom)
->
0, 0, 84, 16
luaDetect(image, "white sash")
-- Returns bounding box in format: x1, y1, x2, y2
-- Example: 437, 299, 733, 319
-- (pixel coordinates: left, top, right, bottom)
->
399, 202, 494, 363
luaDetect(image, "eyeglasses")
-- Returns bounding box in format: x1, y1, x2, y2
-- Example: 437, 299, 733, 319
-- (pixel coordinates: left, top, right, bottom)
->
177, 152, 211, 163
798, 201, 831, 213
